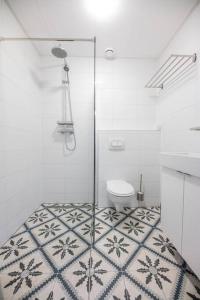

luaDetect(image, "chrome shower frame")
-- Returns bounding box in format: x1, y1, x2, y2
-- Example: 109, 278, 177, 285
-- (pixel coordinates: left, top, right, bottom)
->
0, 37, 94, 42
0, 36, 97, 240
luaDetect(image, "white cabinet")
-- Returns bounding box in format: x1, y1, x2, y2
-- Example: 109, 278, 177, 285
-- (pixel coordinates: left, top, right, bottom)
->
182, 175, 200, 278
161, 167, 184, 253
161, 167, 200, 278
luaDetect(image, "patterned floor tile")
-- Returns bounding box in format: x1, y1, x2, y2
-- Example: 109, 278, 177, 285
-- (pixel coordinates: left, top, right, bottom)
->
34, 204, 47, 212
32, 276, 77, 300
131, 208, 160, 226
76, 203, 94, 216
11, 224, 27, 238
61, 271, 90, 300
31, 219, 68, 246
26, 209, 55, 229
62, 248, 119, 299
120, 207, 137, 215
87, 271, 120, 299
1, 203, 200, 300
43, 230, 89, 270
74, 218, 110, 244
178, 271, 200, 300
0, 231, 37, 270
42, 203, 56, 207
116, 217, 153, 244
0, 250, 53, 299
90, 248, 119, 272
95, 229, 139, 269
95, 208, 126, 227
148, 207, 161, 214
46, 204, 75, 217
95, 206, 104, 213
92, 272, 126, 300
144, 228, 184, 266
124, 275, 155, 300
154, 222, 163, 233
127, 247, 181, 300
59, 209, 91, 229
60, 249, 93, 299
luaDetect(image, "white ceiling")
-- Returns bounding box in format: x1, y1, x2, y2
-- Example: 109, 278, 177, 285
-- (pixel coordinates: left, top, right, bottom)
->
7, 0, 199, 58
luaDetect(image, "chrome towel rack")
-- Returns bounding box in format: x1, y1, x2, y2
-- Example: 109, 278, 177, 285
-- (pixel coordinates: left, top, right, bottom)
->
145, 53, 197, 89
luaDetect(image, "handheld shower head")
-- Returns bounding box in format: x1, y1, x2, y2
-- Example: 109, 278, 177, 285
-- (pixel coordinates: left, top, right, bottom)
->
51, 45, 67, 59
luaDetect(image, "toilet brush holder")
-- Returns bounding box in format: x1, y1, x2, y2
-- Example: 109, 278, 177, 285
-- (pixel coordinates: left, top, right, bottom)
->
137, 173, 144, 201
137, 191, 144, 202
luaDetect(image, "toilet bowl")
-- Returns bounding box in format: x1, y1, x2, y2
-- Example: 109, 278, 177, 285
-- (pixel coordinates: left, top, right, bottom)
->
106, 180, 135, 211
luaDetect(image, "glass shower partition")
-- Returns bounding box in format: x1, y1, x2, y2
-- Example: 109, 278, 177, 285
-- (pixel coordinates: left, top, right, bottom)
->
0, 29, 96, 298
40, 38, 97, 245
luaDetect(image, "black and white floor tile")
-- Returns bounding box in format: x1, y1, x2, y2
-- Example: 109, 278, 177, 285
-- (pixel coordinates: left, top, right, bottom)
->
115, 216, 153, 243
74, 218, 110, 243
59, 209, 91, 229
95, 208, 127, 227
130, 208, 160, 226
0, 204, 199, 300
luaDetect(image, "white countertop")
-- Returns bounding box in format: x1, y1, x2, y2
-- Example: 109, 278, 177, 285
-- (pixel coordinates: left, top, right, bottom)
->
160, 152, 200, 177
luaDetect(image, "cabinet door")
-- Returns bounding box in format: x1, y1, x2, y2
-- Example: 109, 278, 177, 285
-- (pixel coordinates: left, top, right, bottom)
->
161, 167, 184, 253
182, 175, 200, 278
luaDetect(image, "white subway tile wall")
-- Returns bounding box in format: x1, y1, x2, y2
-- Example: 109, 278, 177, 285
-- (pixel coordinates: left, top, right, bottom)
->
97, 130, 160, 207
96, 58, 157, 130
41, 57, 94, 204
96, 58, 160, 207
156, 4, 200, 153
0, 2, 43, 243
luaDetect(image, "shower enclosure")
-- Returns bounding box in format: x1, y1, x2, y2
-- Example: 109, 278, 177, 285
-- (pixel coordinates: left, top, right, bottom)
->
0, 34, 97, 243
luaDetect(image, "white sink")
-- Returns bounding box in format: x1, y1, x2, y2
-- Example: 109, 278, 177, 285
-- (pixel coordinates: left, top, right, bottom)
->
160, 152, 200, 177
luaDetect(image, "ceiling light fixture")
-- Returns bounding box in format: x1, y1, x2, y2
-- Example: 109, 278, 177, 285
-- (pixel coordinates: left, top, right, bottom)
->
105, 48, 115, 59
84, 0, 120, 21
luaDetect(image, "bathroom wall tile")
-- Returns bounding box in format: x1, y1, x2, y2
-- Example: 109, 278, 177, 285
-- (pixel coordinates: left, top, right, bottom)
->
156, 4, 200, 154
41, 57, 94, 205
97, 130, 160, 207
0, 2, 43, 245
43, 178, 65, 194
96, 58, 156, 131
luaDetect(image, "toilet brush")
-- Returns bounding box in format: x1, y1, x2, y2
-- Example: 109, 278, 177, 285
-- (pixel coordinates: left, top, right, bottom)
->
137, 174, 144, 202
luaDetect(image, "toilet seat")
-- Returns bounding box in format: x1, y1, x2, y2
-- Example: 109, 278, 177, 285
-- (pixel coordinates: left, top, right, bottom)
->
107, 180, 134, 197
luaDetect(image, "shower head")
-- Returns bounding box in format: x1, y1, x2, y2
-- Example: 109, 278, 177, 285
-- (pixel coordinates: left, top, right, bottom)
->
51, 45, 67, 59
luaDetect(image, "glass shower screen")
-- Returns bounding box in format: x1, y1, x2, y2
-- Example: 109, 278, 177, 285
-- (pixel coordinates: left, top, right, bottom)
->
41, 40, 95, 208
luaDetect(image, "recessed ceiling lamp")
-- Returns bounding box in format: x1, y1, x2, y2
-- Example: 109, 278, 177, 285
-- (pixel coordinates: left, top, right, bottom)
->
84, 0, 120, 21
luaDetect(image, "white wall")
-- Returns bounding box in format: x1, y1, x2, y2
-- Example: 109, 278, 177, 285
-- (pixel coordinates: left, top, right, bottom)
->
0, 1, 43, 244
156, 3, 200, 153
96, 58, 160, 206
0, 3, 162, 246
41, 57, 94, 204
41, 56, 160, 207
97, 130, 160, 207
96, 58, 157, 130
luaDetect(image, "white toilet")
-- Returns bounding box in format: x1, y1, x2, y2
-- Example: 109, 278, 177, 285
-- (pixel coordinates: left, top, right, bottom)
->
106, 180, 135, 211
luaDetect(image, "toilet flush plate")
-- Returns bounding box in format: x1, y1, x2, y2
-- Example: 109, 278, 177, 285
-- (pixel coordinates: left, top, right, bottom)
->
109, 138, 125, 151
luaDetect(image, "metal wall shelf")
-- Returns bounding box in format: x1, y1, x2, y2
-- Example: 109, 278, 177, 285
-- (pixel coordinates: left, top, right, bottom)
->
145, 53, 197, 89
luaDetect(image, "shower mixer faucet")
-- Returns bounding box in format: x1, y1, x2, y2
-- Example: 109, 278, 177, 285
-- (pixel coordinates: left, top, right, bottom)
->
57, 121, 74, 134
51, 44, 76, 151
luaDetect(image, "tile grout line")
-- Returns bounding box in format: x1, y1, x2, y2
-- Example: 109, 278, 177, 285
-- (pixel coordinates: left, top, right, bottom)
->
124, 272, 160, 300
1, 205, 196, 300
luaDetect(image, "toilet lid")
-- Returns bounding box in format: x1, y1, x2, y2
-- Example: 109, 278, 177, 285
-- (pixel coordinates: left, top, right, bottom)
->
107, 180, 134, 197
